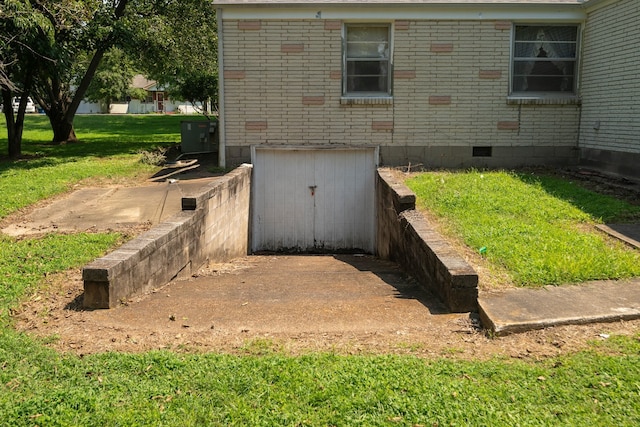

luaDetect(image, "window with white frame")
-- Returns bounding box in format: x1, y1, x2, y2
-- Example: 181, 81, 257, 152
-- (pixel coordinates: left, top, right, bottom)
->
511, 25, 579, 95
343, 24, 391, 96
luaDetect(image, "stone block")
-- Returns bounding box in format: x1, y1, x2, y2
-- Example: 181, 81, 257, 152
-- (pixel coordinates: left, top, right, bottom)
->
238, 20, 261, 31
281, 43, 304, 53
395, 20, 410, 30
431, 43, 454, 53
429, 96, 452, 105
83, 281, 111, 309
324, 20, 341, 31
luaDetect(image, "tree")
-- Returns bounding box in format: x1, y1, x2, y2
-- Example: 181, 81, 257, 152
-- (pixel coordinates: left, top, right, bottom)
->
3, 0, 219, 156
85, 47, 140, 113
29, 0, 130, 143
130, 0, 218, 116
0, 0, 54, 158
85, 0, 219, 117
1, 0, 131, 150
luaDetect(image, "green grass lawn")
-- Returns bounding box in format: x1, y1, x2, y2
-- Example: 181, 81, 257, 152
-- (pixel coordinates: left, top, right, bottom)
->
406, 170, 640, 287
0, 117, 639, 425
1, 336, 638, 426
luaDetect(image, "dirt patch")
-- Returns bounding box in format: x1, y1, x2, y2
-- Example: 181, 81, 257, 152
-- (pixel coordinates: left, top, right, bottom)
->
553, 167, 640, 206
12, 256, 640, 359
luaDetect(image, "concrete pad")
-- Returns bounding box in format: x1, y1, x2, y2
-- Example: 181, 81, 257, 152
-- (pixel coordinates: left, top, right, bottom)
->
1, 177, 219, 236
479, 279, 640, 335
88, 255, 459, 336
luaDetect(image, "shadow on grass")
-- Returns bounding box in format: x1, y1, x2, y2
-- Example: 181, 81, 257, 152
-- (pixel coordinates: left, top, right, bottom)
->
515, 171, 640, 224
0, 114, 211, 172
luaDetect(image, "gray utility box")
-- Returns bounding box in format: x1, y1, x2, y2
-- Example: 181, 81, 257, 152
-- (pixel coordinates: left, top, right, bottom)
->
180, 120, 217, 154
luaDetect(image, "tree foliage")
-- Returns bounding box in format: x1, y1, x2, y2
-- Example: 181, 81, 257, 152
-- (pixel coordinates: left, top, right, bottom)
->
129, 0, 218, 115
85, 47, 140, 112
32, 0, 131, 143
2, 0, 219, 156
1, 0, 131, 150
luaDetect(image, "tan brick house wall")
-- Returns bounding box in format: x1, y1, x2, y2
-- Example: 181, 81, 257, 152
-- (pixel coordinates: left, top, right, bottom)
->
579, 0, 640, 178
222, 19, 394, 164
218, 3, 584, 168
389, 20, 579, 168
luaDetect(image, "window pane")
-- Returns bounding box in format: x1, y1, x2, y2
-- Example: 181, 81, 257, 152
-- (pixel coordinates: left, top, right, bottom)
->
347, 27, 389, 59
347, 26, 389, 43
344, 24, 390, 95
512, 25, 578, 94
514, 60, 575, 76
515, 26, 577, 42
513, 60, 575, 92
347, 60, 389, 92
347, 60, 388, 77
514, 42, 576, 59
347, 41, 389, 59
347, 75, 389, 93
515, 75, 575, 92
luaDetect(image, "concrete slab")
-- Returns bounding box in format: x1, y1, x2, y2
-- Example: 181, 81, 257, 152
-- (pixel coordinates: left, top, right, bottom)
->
596, 223, 640, 250
87, 254, 460, 337
479, 279, 640, 335
1, 177, 219, 236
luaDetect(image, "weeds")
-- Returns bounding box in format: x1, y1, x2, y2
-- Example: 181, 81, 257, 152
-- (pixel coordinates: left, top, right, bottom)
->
138, 146, 168, 166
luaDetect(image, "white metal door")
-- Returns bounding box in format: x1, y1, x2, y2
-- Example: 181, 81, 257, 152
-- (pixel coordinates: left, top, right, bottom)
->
252, 147, 377, 253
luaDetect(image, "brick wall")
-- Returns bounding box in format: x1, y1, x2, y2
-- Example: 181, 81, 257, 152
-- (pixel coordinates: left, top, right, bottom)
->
579, 0, 640, 178
221, 18, 580, 168
376, 169, 478, 312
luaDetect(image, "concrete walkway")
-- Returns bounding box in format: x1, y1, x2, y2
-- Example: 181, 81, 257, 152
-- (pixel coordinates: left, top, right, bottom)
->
479, 222, 640, 335
1, 177, 219, 236
86, 254, 460, 337
479, 279, 640, 336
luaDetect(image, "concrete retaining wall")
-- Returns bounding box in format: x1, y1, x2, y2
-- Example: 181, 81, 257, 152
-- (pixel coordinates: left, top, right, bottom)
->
376, 169, 478, 312
83, 165, 252, 308
83, 164, 477, 312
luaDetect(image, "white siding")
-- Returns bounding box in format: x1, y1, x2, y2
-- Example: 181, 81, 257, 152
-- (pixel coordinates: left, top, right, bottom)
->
580, 0, 640, 154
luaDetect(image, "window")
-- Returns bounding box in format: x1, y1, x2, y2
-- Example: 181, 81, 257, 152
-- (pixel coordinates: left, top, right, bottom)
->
344, 24, 391, 96
511, 25, 579, 95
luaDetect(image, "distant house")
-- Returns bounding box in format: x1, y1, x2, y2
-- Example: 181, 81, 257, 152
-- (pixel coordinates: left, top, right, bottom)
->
214, 0, 640, 179
124, 75, 169, 114
109, 75, 203, 114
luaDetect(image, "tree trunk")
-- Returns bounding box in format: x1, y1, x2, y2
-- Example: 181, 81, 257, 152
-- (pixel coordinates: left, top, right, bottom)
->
2, 89, 23, 158
47, 99, 78, 144
49, 0, 129, 144
8, 123, 24, 158
3, 70, 35, 157
51, 120, 77, 144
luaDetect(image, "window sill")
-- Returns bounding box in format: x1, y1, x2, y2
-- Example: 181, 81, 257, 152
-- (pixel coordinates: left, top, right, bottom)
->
507, 94, 581, 106
340, 96, 393, 106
